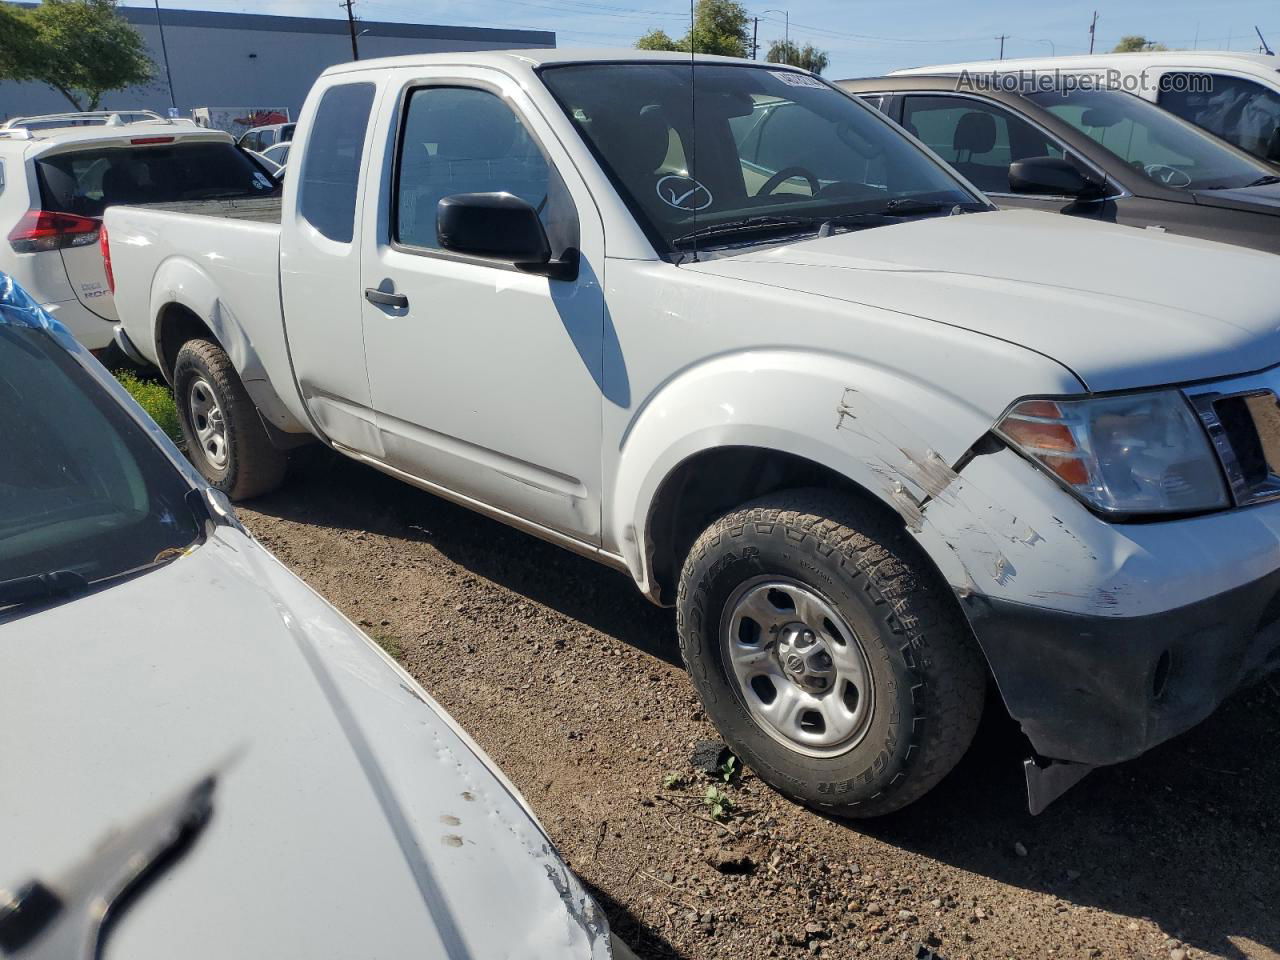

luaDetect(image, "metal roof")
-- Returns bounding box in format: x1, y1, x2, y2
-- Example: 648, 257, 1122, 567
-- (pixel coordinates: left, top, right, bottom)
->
12, 3, 554, 45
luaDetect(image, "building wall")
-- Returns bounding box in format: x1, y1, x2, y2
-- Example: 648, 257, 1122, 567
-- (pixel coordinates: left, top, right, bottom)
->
0, 7, 553, 122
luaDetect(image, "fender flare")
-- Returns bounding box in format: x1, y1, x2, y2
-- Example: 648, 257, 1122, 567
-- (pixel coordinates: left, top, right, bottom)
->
609, 350, 999, 598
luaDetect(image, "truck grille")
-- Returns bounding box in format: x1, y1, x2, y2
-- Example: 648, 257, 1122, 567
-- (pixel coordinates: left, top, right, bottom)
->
1186, 380, 1280, 506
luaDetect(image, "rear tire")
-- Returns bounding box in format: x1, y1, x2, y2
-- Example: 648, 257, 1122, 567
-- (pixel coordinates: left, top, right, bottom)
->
676, 488, 985, 817
173, 338, 287, 501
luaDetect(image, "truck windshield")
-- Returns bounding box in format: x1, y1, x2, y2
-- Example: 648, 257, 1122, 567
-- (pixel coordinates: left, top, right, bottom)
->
1028, 88, 1272, 191
0, 277, 202, 602
34, 140, 277, 219
540, 62, 983, 255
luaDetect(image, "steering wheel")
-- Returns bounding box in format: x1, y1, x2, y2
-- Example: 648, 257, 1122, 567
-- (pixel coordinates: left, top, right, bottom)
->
759, 165, 821, 197
1143, 163, 1192, 188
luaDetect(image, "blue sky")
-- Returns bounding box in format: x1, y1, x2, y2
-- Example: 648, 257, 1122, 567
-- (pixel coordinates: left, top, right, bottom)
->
125, 0, 1280, 79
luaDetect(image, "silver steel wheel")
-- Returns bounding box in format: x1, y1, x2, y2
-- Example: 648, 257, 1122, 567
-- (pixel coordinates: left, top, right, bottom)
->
720, 576, 875, 758
188, 376, 228, 470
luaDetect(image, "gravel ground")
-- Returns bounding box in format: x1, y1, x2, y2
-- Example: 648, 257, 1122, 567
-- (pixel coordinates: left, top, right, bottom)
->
240, 452, 1280, 960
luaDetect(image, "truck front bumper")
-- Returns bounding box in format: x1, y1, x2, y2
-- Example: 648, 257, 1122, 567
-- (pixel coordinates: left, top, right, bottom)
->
963, 573, 1280, 766
925, 449, 1280, 768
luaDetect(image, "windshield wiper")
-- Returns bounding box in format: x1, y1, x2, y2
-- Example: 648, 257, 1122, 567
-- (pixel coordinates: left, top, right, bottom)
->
0, 570, 88, 609
671, 215, 818, 248
1201, 174, 1280, 189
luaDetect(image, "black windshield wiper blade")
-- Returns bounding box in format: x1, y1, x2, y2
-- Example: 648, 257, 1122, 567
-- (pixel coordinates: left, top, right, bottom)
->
0, 570, 88, 608
672, 215, 818, 247
1201, 174, 1280, 190
1247, 174, 1280, 187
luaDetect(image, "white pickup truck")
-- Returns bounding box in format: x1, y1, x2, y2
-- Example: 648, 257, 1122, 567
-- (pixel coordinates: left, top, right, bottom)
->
106, 50, 1280, 816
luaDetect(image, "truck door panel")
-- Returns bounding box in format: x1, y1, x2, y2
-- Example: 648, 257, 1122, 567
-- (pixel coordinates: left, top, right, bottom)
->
359, 74, 606, 543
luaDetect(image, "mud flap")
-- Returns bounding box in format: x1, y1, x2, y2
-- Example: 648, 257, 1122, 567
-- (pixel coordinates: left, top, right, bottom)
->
1023, 757, 1094, 815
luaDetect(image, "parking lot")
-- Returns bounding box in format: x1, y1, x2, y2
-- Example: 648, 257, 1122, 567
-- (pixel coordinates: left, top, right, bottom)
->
240, 451, 1280, 960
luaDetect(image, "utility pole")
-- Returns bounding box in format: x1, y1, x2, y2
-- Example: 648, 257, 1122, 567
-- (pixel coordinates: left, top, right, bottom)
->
752, 17, 759, 59
995, 34, 1009, 59
341, 0, 360, 61
1088, 11, 1098, 53
153, 0, 176, 110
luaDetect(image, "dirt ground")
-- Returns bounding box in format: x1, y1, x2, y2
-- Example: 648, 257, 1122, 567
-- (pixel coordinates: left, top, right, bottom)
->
239, 452, 1280, 960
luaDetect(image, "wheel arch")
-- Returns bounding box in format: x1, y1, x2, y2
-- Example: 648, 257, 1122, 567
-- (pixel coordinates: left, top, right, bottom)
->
610, 351, 996, 604
148, 258, 307, 435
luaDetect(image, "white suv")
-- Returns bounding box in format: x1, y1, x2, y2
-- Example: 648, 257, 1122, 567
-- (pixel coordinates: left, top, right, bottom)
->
0, 111, 278, 351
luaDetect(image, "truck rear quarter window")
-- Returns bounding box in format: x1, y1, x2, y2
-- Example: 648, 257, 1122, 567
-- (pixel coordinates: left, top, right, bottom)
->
298, 82, 376, 244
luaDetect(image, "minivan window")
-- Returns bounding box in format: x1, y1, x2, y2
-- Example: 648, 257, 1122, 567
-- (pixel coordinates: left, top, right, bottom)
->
394, 86, 576, 256
0, 279, 201, 596
34, 141, 276, 219
1031, 87, 1271, 190
541, 63, 981, 256
1158, 73, 1280, 161
298, 83, 376, 244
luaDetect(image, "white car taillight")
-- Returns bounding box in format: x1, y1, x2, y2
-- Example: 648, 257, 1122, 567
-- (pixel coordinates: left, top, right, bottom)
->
8, 210, 101, 254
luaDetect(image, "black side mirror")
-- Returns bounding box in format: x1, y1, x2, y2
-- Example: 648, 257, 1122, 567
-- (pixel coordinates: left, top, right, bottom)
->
437, 192, 577, 280
1008, 156, 1104, 200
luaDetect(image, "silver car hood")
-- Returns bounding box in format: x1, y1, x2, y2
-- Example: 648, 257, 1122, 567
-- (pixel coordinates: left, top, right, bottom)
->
689, 208, 1280, 393
0, 527, 609, 960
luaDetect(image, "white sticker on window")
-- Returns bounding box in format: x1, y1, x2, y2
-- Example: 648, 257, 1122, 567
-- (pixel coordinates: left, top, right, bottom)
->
655, 174, 713, 211
770, 70, 826, 89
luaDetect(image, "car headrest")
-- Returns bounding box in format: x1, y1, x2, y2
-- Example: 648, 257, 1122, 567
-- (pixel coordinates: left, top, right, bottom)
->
953, 111, 997, 155
588, 104, 673, 180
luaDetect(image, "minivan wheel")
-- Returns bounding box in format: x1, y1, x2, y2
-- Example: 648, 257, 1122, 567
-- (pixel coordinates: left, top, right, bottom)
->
676, 488, 985, 817
173, 338, 287, 500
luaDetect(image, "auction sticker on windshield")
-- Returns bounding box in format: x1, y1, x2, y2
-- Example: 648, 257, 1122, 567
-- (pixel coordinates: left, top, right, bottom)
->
656, 175, 713, 211
769, 71, 826, 89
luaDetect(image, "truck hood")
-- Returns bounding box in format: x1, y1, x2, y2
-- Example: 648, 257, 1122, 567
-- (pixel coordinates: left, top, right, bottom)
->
688, 209, 1280, 392
0, 528, 609, 960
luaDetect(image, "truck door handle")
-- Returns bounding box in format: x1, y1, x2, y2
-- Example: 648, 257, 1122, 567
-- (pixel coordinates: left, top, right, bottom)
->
365, 287, 408, 308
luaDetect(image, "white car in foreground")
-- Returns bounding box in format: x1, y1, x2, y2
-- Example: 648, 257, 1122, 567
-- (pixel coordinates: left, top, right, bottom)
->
106, 50, 1280, 816
0, 273, 627, 960
0, 111, 277, 351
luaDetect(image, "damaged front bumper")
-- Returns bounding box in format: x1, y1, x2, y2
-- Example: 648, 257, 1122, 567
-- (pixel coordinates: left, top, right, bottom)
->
913, 447, 1280, 801
964, 572, 1280, 767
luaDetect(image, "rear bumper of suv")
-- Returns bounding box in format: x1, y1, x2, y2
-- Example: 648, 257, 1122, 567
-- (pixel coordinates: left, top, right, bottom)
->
42, 298, 114, 350
963, 573, 1280, 766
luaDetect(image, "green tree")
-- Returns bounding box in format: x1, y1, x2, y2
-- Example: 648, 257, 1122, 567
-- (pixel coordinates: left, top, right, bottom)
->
0, 0, 153, 111
635, 0, 750, 58
1112, 35, 1168, 52
766, 39, 830, 74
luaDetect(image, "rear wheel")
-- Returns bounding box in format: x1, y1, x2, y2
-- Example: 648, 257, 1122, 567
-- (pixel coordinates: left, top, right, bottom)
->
173, 338, 287, 500
676, 488, 985, 817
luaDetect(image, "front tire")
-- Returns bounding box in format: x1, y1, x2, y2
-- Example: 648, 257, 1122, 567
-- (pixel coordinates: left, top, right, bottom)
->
173, 338, 287, 501
676, 489, 985, 817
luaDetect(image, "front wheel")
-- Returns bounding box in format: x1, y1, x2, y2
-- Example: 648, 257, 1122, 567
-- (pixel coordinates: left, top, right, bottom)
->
676, 489, 985, 817
173, 338, 287, 501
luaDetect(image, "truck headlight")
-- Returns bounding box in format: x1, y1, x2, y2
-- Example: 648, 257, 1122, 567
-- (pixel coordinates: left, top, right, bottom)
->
995, 391, 1229, 514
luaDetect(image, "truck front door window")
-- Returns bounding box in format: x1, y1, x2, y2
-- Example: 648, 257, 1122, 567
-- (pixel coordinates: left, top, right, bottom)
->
394, 87, 575, 257
298, 82, 376, 244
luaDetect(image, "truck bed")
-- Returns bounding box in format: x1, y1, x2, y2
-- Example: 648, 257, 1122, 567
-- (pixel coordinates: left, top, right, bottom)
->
133, 196, 283, 224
